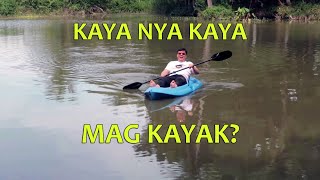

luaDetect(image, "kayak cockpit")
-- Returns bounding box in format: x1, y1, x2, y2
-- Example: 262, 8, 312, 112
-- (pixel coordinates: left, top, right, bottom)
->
144, 77, 202, 100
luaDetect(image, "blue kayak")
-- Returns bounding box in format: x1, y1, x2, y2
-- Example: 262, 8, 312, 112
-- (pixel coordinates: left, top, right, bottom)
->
144, 77, 203, 100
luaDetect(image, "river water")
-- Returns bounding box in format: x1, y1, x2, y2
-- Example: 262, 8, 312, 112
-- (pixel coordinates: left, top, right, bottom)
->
1, 16, 320, 180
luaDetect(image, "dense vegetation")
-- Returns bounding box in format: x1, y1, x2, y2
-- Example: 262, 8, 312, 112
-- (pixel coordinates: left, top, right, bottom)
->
1, 0, 320, 20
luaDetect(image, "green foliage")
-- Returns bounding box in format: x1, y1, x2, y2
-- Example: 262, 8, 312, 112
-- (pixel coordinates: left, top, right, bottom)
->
1, 0, 319, 20
68, 3, 82, 11
18, 0, 65, 13
194, 0, 206, 11
14, 0, 153, 14
104, 0, 151, 13
309, 4, 320, 19
276, 2, 320, 19
276, 5, 294, 18
201, 5, 234, 20
132, 0, 152, 12
235, 7, 250, 19
292, 2, 318, 16
0, 0, 17, 16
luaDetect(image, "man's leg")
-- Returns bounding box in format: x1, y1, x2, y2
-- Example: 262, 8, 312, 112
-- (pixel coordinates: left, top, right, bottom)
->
173, 75, 187, 86
157, 77, 173, 87
149, 80, 160, 87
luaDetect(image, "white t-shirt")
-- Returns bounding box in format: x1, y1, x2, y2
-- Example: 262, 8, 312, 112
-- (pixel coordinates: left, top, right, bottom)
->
165, 61, 194, 80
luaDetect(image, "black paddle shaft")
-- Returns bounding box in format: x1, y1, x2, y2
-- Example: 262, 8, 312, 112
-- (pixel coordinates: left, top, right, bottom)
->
141, 50, 232, 84
123, 50, 232, 90
141, 59, 210, 84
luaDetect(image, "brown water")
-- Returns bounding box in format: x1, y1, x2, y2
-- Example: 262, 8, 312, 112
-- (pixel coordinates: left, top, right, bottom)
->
1, 16, 320, 180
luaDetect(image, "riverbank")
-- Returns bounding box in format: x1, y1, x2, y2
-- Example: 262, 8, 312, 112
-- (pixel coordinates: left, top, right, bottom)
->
1, 2, 320, 21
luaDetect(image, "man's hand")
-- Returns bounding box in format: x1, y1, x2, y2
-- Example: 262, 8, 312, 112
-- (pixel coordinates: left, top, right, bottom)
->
189, 63, 200, 74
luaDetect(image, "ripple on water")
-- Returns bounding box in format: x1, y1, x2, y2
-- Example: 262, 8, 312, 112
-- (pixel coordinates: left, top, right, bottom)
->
203, 81, 244, 91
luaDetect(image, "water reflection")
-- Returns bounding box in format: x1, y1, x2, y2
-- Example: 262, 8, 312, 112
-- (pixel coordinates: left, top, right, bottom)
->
140, 93, 320, 179
168, 98, 199, 123
1, 18, 320, 179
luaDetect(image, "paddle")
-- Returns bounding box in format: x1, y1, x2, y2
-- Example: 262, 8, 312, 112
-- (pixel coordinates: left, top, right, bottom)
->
123, 50, 232, 90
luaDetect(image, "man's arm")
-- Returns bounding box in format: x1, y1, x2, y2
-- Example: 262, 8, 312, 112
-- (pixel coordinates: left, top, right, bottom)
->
161, 62, 172, 77
160, 69, 170, 77
192, 66, 200, 74
189, 63, 200, 74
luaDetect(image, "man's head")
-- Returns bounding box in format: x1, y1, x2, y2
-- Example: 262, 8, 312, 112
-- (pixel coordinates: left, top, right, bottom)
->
176, 48, 187, 62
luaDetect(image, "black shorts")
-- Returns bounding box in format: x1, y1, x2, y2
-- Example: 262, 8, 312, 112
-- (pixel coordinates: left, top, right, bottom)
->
157, 75, 187, 87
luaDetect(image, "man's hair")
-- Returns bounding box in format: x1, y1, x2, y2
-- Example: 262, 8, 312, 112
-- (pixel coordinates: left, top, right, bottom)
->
177, 48, 188, 55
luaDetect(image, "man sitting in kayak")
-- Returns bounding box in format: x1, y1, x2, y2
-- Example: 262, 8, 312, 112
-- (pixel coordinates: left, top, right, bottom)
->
149, 48, 200, 88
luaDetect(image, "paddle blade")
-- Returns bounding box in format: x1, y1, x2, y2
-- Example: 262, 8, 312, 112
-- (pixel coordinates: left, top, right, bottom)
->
123, 82, 143, 90
211, 50, 232, 61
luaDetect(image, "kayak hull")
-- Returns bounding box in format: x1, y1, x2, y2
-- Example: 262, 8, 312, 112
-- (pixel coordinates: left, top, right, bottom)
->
144, 77, 202, 100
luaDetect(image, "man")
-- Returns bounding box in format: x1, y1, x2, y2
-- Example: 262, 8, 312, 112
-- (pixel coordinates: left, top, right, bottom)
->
149, 48, 200, 88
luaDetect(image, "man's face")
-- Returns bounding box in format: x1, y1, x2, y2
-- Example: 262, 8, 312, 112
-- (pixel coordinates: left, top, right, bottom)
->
177, 50, 187, 62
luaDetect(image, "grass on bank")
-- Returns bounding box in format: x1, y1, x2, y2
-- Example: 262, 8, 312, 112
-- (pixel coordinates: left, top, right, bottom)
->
1, 0, 320, 21
276, 2, 320, 20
